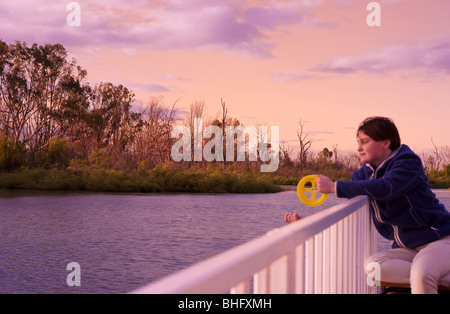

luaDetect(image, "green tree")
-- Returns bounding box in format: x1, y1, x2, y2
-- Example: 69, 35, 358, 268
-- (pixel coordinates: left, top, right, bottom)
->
0, 41, 90, 153
87, 82, 141, 151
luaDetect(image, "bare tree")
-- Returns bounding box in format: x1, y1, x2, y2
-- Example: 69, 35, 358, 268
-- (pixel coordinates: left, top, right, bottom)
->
184, 100, 205, 166
431, 137, 444, 170
333, 144, 338, 164
297, 119, 313, 167
134, 97, 178, 168
279, 140, 294, 168
184, 101, 205, 131
221, 98, 228, 167
443, 146, 450, 167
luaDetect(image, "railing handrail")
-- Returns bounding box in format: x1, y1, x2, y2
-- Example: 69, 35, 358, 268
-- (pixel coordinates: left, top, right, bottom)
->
131, 195, 373, 294
434, 190, 450, 199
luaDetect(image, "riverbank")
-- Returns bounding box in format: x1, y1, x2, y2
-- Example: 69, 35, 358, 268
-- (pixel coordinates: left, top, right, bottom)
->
0, 166, 282, 194
1, 165, 448, 195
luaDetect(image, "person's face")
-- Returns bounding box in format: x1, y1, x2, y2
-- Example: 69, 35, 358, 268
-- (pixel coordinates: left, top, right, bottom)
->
357, 131, 392, 168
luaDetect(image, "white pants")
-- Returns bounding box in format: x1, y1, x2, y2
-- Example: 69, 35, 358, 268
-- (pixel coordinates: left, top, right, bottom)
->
365, 235, 450, 294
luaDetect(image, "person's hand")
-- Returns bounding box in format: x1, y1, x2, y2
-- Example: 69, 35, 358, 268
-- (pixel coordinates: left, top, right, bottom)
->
314, 175, 336, 194
284, 211, 302, 224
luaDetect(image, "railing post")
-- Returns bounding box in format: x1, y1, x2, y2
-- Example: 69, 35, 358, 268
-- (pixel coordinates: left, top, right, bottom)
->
305, 237, 315, 294
269, 255, 288, 293
329, 224, 338, 293
336, 219, 344, 293
295, 244, 306, 294
230, 278, 251, 294
314, 232, 323, 294
253, 267, 269, 294
286, 251, 296, 293
322, 228, 331, 294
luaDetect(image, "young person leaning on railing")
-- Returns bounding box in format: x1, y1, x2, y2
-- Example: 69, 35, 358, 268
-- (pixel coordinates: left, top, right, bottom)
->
285, 117, 450, 294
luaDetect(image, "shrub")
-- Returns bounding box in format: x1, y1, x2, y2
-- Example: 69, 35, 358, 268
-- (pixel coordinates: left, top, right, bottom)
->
89, 148, 113, 169
427, 167, 450, 189
45, 138, 73, 168
0, 137, 24, 171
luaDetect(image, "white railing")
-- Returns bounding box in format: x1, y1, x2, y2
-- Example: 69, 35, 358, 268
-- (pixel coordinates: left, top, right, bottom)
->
131, 196, 378, 294
434, 190, 450, 200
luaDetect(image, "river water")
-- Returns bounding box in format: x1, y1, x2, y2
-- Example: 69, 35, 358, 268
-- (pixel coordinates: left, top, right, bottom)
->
1, 189, 449, 294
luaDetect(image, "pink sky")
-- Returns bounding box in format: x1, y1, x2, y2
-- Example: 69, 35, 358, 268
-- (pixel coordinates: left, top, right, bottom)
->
1, 0, 450, 152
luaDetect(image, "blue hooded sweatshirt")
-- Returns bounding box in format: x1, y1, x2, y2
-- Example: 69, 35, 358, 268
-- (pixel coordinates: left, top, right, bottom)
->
336, 144, 450, 249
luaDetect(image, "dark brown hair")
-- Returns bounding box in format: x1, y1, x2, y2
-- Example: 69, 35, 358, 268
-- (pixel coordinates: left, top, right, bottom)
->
358, 117, 401, 151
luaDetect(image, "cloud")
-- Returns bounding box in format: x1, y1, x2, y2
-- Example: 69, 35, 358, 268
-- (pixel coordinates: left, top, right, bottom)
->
312, 41, 450, 76
87, 80, 169, 94
244, 1, 312, 29
156, 73, 190, 82
0, 0, 328, 58
242, 116, 259, 120
125, 82, 170, 93
310, 131, 335, 135
271, 71, 314, 83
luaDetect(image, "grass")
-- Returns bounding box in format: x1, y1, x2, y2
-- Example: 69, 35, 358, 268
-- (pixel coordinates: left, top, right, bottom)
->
0, 165, 282, 194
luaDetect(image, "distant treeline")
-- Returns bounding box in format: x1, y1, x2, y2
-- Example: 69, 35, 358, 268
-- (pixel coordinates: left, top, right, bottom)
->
0, 41, 448, 192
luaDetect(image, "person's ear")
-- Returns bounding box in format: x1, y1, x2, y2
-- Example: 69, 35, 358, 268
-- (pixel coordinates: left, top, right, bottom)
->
384, 140, 391, 150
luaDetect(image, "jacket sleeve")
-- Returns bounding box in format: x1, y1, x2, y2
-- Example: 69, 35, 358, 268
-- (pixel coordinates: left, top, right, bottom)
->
336, 155, 424, 201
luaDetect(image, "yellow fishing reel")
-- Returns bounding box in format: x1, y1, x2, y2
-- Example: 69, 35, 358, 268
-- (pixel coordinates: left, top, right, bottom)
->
297, 175, 328, 207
